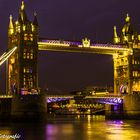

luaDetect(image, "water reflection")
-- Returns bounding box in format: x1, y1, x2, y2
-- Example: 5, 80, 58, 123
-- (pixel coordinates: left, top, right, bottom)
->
106, 120, 140, 140
46, 115, 140, 140
0, 116, 140, 140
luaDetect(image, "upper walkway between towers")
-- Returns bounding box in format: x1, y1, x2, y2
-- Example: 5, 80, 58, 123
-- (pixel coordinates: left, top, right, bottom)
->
38, 38, 131, 55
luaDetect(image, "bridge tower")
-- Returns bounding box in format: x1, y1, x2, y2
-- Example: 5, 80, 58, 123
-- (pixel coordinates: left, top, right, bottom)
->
113, 14, 140, 94
7, 1, 38, 95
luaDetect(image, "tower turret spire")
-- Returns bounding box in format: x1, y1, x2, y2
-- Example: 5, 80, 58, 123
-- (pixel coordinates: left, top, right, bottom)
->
114, 26, 118, 38
125, 13, 130, 23
113, 26, 120, 44
8, 15, 14, 35
21, 1, 25, 10
18, 1, 29, 24
33, 12, 38, 26
121, 13, 133, 43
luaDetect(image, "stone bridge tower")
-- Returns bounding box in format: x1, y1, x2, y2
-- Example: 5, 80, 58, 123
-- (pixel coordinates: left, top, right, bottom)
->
113, 14, 140, 94
7, 1, 38, 95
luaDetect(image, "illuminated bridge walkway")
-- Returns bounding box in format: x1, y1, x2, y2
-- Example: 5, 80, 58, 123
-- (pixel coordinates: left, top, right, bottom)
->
0, 39, 130, 65
46, 94, 124, 105
38, 39, 131, 55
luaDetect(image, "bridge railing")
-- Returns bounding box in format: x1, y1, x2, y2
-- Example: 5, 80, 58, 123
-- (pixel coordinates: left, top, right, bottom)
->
38, 39, 128, 49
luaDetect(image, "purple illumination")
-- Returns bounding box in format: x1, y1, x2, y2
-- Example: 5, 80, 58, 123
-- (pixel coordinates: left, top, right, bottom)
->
47, 97, 70, 103
113, 121, 124, 124
40, 39, 82, 46
120, 84, 128, 94
30, 69, 33, 73
114, 105, 118, 111
107, 120, 124, 127
47, 96, 123, 105
96, 98, 123, 105
118, 99, 123, 104
40, 39, 125, 49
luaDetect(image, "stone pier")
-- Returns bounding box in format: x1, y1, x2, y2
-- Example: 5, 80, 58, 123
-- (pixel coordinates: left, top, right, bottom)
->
11, 94, 47, 121
105, 94, 140, 119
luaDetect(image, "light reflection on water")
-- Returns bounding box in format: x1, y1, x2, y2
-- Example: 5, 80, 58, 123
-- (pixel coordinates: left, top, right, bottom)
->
106, 120, 140, 140
0, 115, 140, 140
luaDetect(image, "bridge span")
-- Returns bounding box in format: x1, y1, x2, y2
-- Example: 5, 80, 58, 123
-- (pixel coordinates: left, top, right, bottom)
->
0, 93, 123, 106
46, 94, 124, 105
38, 39, 130, 55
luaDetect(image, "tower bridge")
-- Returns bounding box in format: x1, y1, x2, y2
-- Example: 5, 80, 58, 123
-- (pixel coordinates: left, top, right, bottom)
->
0, 2, 140, 119
5, 1, 140, 96
6, 1, 140, 96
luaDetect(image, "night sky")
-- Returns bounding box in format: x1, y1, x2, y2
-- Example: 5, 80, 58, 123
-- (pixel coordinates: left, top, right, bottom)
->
0, 0, 140, 92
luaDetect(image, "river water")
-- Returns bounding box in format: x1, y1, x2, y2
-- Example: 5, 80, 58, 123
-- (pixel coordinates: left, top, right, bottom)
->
0, 115, 140, 140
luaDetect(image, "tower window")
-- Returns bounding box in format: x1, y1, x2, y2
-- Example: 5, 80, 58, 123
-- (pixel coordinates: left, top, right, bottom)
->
30, 49, 33, 59
30, 69, 33, 73
23, 49, 27, 59
24, 34, 27, 40
24, 34, 33, 41
133, 71, 139, 77
23, 68, 26, 73
23, 52, 26, 59
132, 59, 134, 64
23, 49, 34, 60
23, 67, 33, 74
16, 26, 20, 33
27, 53, 30, 59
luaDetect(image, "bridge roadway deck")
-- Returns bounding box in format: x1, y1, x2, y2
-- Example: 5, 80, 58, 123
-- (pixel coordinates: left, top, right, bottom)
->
0, 94, 123, 105
38, 40, 130, 55
46, 94, 124, 105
